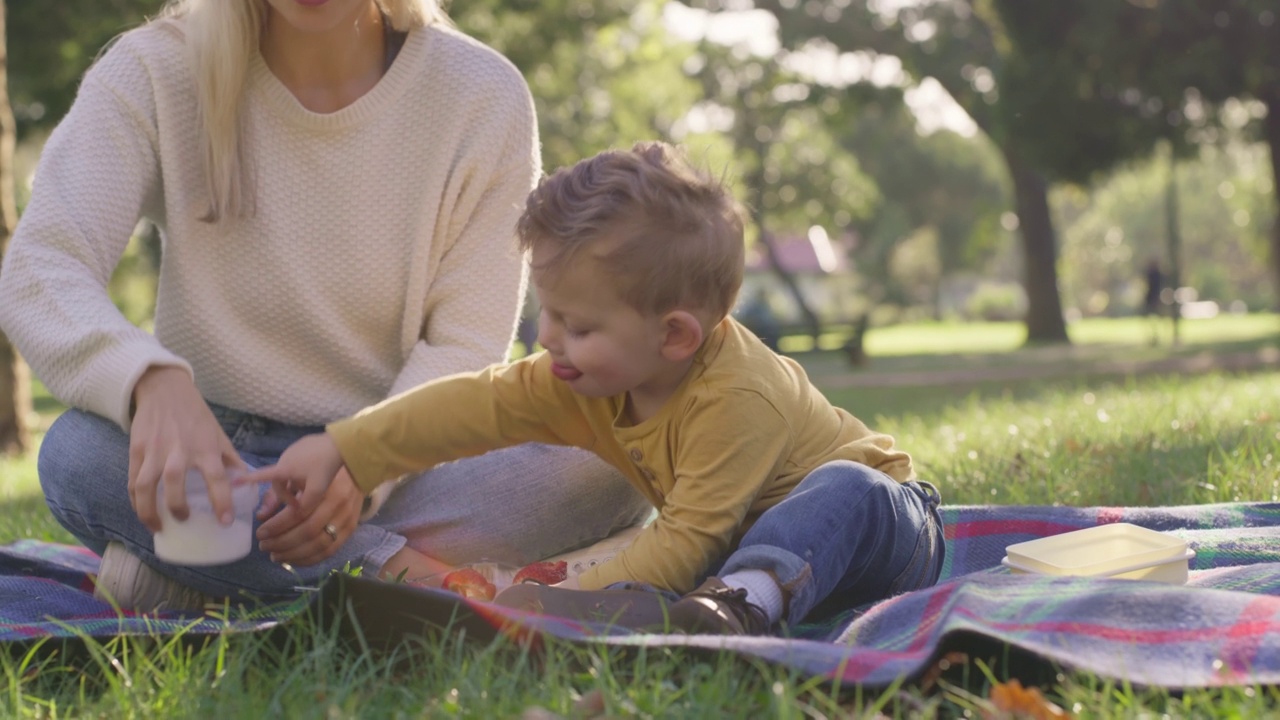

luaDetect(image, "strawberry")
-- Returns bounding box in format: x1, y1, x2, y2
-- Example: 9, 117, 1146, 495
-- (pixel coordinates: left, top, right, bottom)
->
513, 560, 568, 586
441, 567, 496, 601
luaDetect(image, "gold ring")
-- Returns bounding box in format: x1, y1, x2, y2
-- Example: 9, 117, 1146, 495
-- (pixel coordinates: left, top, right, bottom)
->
323, 523, 338, 541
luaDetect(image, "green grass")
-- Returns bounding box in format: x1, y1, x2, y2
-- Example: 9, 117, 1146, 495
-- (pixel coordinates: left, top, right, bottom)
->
779, 311, 1280, 355
3, 317, 1280, 716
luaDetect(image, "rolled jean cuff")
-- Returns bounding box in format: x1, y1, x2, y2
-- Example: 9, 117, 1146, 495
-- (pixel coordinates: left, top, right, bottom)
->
719, 544, 813, 626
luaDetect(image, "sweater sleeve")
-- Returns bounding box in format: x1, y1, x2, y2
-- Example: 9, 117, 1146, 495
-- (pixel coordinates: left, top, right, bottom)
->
330, 353, 590, 495
387, 73, 540, 397
0, 38, 189, 431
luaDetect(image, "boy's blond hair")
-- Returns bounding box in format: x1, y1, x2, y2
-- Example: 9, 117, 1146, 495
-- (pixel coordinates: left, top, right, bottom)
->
517, 142, 745, 321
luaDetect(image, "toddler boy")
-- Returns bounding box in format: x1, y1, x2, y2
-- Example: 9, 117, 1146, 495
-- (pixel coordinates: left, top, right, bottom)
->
247, 142, 944, 634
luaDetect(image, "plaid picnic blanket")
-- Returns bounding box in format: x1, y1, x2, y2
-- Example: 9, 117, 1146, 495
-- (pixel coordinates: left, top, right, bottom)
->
3, 502, 1280, 689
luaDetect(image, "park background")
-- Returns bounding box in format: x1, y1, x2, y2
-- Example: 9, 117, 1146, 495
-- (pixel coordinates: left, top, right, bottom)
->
0, 0, 1278, 716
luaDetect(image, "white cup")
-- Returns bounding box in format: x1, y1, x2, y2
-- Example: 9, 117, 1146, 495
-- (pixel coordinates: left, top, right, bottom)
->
153, 467, 259, 566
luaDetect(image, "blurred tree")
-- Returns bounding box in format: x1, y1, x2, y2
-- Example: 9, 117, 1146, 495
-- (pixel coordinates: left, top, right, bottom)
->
993, 0, 1280, 308
680, 39, 878, 341
822, 88, 1008, 317
0, 0, 32, 455
7, 0, 164, 140
746, 0, 1072, 343
453, 0, 702, 173
1056, 138, 1274, 316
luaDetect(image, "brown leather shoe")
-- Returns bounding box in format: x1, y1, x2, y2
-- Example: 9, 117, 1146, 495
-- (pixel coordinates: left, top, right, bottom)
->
665, 578, 772, 635
493, 583, 671, 630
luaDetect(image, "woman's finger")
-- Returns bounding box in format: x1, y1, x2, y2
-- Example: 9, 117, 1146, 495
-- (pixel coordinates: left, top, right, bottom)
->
130, 451, 167, 532
195, 458, 234, 526
256, 487, 283, 520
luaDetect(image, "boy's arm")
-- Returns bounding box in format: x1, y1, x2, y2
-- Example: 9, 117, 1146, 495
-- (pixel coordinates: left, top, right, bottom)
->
577, 394, 792, 593
329, 355, 589, 495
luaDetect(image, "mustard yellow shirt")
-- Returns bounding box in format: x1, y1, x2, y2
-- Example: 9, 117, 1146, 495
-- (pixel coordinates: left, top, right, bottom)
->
329, 317, 914, 593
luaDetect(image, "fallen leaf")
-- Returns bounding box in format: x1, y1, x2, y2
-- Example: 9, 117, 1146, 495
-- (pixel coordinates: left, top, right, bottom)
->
987, 679, 1072, 719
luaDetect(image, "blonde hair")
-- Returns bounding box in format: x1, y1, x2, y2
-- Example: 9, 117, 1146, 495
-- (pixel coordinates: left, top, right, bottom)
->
158, 0, 449, 222
518, 141, 745, 321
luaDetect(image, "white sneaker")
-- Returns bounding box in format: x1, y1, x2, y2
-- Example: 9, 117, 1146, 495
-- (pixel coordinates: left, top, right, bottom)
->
93, 541, 213, 613
542, 524, 645, 579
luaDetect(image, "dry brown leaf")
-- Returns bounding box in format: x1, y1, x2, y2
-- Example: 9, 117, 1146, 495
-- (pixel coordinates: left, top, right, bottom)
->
987, 679, 1073, 719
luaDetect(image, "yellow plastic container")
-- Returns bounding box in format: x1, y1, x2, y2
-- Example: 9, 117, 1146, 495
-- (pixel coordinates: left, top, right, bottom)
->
1001, 523, 1195, 584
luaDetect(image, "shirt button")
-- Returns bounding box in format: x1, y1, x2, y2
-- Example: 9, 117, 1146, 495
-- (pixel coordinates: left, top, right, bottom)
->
629, 449, 643, 462
642, 469, 656, 481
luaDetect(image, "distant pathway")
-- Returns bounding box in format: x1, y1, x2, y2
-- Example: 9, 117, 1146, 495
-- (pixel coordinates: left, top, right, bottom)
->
813, 347, 1280, 389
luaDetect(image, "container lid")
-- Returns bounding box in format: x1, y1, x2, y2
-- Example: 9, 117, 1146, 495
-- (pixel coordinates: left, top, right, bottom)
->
1001, 548, 1195, 579
1005, 523, 1189, 577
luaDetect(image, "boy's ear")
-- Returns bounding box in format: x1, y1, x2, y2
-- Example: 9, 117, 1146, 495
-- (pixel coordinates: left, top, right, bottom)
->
659, 310, 704, 361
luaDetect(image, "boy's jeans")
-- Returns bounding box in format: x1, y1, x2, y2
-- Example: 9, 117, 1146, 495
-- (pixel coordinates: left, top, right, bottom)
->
38, 405, 652, 601
725, 461, 945, 625
613, 461, 945, 626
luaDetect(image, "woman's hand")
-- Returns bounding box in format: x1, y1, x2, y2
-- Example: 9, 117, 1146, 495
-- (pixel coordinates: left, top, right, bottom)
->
254, 467, 366, 566
129, 366, 244, 532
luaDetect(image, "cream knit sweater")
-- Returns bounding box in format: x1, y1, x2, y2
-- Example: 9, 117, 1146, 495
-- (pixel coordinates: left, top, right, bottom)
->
0, 20, 539, 432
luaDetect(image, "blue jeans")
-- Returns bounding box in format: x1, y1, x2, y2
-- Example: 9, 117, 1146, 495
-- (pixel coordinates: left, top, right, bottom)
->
38, 406, 653, 602
612, 461, 944, 626
725, 461, 944, 625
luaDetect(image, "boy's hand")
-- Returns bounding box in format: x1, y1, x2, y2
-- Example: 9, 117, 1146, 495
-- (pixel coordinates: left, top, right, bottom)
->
240, 433, 345, 516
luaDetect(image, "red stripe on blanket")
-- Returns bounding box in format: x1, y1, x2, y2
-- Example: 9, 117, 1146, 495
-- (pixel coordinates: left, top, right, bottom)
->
1095, 507, 1125, 524
907, 582, 956, 653
834, 649, 921, 683
945, 520, 1081, 540
1218, 597, 1279, 683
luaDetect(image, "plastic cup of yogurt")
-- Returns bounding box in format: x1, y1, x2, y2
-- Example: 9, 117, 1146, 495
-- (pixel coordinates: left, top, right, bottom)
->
153, 467, 259, 566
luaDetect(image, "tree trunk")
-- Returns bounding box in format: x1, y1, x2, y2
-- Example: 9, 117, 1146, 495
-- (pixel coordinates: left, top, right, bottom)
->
0, 0, 31, 455
1002, 148, 1069, 344
742, 150, 823, 343
756, 229, 823, 342
1263, 90, 1280, 312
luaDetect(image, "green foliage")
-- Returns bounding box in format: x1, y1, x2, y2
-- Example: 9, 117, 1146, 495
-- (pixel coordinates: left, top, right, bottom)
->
964, 280, 1026, 322
824, 91, 1009, 304
7, 0, 166, 139
746, 0, 1073, 341
1056, 138, 1276, 314
681, 39, 879, 236
992, 0, 1279, 182
453, 0, 702, 172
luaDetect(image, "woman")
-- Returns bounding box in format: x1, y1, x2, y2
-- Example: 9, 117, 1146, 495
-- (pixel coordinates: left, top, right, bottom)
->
0, 0, 650, 611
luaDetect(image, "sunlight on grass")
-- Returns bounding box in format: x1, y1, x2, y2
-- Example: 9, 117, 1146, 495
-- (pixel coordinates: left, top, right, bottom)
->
777, 312, 1279, 356
0, 441, 39, 497
872, 372, 1280, 508
3, 343, 1279, 715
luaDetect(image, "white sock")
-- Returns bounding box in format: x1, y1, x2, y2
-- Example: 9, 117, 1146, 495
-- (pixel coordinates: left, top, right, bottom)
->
720, 569, 784, 625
